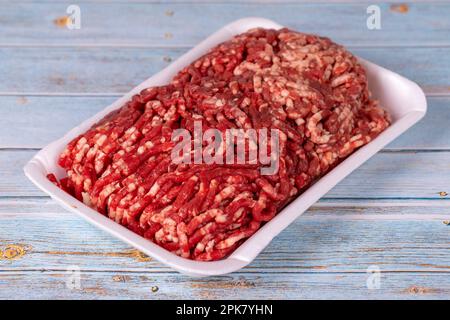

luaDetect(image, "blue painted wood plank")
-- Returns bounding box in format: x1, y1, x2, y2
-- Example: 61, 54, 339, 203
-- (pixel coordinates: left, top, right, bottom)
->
0, 96, 116, 148
1, 149, 450, 199
0, 47, 173, 95
1, 0, 449, 299
0, 47, 448, 96
386, 97, 450, 150
0, 270, 449, 299
0, 2, 449, 47
1, 96, 448, 150
2, 0, 439, 2
0, 200, 449, 274
326, 151, 450, 199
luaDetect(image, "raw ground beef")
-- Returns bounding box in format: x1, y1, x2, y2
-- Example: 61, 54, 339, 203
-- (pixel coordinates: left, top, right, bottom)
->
49, 28, 390, 261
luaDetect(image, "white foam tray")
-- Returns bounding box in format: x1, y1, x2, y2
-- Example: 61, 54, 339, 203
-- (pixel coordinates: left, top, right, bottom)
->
24, 17, 427, 277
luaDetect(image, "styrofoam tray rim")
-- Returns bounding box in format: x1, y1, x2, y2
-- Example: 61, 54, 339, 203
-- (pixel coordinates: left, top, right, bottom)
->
24, 17, 427, 277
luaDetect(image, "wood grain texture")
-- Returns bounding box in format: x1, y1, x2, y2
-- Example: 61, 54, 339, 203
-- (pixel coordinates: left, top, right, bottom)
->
1, 0, 450, 299
0, 2, 449, 47
1, 200, 450, 274
1, 47, 449, 95
1, 96, 449, 149
0, 96, 115, 148
1, 271, 450, 300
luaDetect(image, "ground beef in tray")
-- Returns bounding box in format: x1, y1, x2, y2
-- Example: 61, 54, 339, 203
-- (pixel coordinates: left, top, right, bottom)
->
49, 28, 390, 261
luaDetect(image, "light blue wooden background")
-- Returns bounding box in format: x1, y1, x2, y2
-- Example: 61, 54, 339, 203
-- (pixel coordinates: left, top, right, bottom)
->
1, 0, 449, 299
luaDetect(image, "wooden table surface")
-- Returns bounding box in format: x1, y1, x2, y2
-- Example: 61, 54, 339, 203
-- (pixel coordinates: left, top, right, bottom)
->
1, 0, 450, 299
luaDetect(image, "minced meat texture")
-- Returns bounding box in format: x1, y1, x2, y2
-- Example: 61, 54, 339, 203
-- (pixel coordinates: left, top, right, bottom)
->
50, 28, 390, 261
